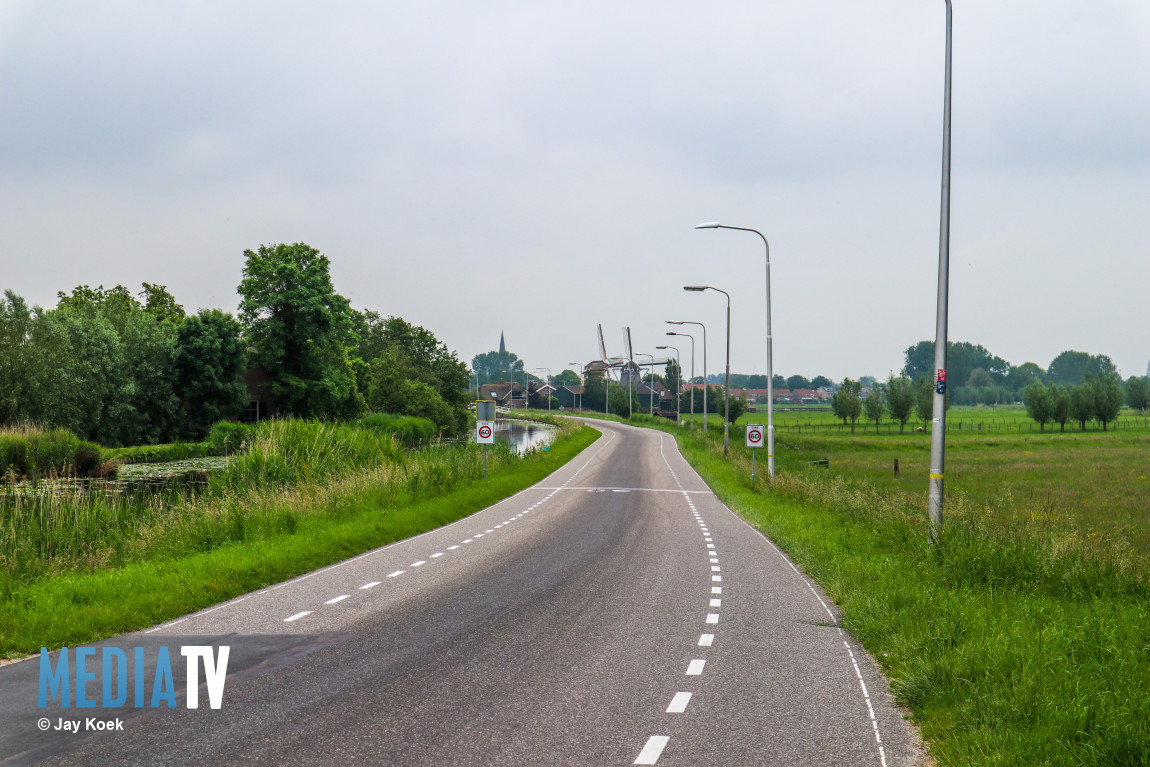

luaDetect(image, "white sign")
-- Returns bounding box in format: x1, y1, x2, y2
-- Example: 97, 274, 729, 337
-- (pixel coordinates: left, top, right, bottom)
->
745, 424, 765, 448
476, 421, 495, 444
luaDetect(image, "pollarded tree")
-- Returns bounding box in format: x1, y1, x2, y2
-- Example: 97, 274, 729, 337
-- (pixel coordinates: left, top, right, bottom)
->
885, 374, 915, 433
1023, 381, 1053, 432
238, 242, 364, 419
1069, 381, 1095, 430
863, 384, 886, 431
833, 378, 862, 433
1049, 383, 1071, 432
1126, 376, 1150, 412
1093, 373, 1124, 431
173, 309, 248, 428
1047, 350, 1116, 386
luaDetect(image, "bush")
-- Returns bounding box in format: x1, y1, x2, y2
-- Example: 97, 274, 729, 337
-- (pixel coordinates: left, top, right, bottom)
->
205, 421, 257, 455
356, 413, 437, 447
103, 442, 208, 464
0, 425, 103, 477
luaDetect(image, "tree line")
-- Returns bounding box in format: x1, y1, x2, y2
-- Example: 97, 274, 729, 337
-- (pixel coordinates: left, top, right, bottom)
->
0, 243, 470, 446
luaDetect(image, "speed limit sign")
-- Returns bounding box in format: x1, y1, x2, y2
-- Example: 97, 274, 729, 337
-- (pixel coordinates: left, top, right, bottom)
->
745, 424, 765, 448
476, 421, 495, 444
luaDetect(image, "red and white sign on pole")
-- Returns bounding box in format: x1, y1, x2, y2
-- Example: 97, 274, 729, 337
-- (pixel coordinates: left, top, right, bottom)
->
745, 424, 765, 448
476, 421, 495, 444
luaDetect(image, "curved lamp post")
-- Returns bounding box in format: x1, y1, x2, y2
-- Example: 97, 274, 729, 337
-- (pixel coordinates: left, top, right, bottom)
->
657, 344, 680, 425
636, 353, 655, 414
666, 331, 695, 429
568, 362, 583, 411
667, 321, 706, 433
684, 286, 731, 457
695, 222, 775, 480
535, 367, 552, 412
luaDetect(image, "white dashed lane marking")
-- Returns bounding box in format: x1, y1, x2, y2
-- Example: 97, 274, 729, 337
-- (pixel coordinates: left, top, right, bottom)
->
706, 613, 719, 624
686, 658, 706, 676
666, 692, 693, 714
634, 735, 670, 765
283, 611, 311, 622
360, 582, 380, 590
324, 595, 350, 605
699, 633, 714, 647
387, 570, 405, 578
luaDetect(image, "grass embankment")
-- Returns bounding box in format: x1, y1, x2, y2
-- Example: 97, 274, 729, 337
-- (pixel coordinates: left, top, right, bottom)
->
586, 411, 1150, 766
0, 418, 597, 656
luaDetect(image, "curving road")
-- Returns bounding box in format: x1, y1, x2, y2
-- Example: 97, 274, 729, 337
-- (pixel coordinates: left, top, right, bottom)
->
3, 419, 920, 766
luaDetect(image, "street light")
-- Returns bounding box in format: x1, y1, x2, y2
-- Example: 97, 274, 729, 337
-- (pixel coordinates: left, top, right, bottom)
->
695, 221, 775, 480
657, 345, 680, 425
666, 332, 694, 428
928, 0, 955, 541
568, 362, 583, 411
535, 367, 552, 412
684, 286, 731, 457
667, 321, 707, 433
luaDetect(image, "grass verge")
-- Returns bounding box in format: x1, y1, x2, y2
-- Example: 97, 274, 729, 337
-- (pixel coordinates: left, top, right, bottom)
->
0, 421, 598, 657
581, 411, 1150, 766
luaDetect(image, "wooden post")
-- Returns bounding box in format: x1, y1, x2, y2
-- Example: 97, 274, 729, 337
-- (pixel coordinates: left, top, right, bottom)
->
894, 458, 900, 479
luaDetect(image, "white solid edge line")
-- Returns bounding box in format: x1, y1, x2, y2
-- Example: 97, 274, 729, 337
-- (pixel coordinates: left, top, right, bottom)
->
325, 595, 350, 604
666, 692, 693, 713
283, 611, 311, 622
699, 633, 714, 646
634, 735, 670, 765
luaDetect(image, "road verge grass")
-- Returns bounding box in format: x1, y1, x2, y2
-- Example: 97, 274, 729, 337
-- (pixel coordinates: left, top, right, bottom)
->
582, 412, 1150, 766
0, 420, 598, 657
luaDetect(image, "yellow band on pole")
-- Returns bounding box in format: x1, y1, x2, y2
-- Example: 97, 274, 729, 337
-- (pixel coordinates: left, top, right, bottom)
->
929, 473, 944, 479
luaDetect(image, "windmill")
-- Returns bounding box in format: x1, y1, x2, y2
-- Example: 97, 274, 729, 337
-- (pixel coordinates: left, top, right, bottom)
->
586, 326, 669, 386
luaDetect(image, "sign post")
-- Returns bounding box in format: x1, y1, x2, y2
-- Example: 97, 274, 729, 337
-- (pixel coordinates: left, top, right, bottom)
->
476, 400, 496, 480
745, 424, 765, 482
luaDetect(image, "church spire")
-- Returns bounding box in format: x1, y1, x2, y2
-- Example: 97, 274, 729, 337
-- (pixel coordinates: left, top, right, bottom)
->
499, 331, 506, 354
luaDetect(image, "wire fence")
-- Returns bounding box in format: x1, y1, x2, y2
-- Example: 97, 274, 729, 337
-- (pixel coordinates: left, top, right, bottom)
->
777, 414, 1150, 435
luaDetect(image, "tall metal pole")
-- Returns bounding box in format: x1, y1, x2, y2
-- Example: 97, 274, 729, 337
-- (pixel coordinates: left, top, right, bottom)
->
929, 0, 954, 542
668, 332, 695, 428
669, 321, 707, 434
696, 223, 775, 478
682, 288, 729, 454
658, 345, 680, 426
569, 362, 583, 411
637, 353, 655, 414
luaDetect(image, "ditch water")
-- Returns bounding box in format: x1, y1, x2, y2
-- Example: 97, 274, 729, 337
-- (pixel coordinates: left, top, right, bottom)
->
493, 420, 557, 455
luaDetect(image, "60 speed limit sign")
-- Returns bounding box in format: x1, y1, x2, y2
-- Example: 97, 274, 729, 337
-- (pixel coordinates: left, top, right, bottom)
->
745, 424, 765, 448
476, 421, 495, 444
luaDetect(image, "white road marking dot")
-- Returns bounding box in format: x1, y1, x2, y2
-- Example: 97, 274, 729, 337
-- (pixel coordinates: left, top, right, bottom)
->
711, 566, 721, 572
686, 659, 706, 675
706, 613, 719, 624
485, 529, 494, 533
284, 611, 312, 622
448, 545, 460, 550
710, 598, 722, 607
712, 575, 722, 582
705, 537, 713, 542
360, 581, 380, 590
666, 692, 693, 713
712, 586, 722, 594
387, 570, 405, 577
325, 595, 350, 604
634, 735, 670, 765
475, 533, 485, 538
495, 524, 504, 528
462, 539, 474, 543
431, 552, 444, 558
710, 558, 719, 564
411, 560, 428, 567
707, 544, 715, 549
699, 633, 714, 647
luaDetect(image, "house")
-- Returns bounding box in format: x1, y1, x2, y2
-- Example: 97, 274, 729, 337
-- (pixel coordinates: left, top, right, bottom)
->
479, 382, 527, 409
554, 385, 585, 409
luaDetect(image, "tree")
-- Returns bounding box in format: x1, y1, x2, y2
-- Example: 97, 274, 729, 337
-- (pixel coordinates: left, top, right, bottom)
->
1023, 381, 1053, 432
772, 374, 786, 389
1049, 384, 1071, 431
173, 309, 247, 428
581, 369, 607, 412
863, 384, 886, 430
966, 368, 994, 389
0, 291, 35, 424
1006, 362, 1045, 395
885, 374, 915, 433
1047, 350, 1116, 386
470, 349, 524, 385
832, 378, 862, 433
810, 375, 833, 389
238, 242, 363, 420
1093, 373, 1123, 431
904, 340, 1010, 386
786, 374, 810, 390
608, 383, 633, 418
914, 375, 934, 426
139, 283, 186, 324
663, 359, 682, 398
553, 369, 580, 386
1069, 382, 1095, 430
1125, 376, 1150, 412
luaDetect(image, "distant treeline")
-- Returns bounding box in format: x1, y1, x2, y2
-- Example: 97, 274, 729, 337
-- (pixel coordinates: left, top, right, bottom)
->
0, 242, 470, 446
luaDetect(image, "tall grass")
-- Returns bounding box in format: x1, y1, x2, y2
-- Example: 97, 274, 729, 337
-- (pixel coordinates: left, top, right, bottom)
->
356, 413, 437, 447
0, 424, 104, 478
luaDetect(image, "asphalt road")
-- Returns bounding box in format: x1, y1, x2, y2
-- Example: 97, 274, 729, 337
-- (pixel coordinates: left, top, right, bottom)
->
2, 419, 921, 766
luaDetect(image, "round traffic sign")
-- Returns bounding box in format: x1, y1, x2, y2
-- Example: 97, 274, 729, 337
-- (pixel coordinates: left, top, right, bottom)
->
746, 425, 764, 447
478, 424, 492, 439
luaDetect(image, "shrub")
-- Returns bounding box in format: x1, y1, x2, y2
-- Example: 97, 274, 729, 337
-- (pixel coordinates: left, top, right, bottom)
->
356, 413, 437, 447
0, 425, 103, 477
205, 421, 257, 455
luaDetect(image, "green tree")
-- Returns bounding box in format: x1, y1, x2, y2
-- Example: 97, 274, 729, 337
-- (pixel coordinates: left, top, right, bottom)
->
786, 374, 811, 390
471, 350, 524, 385
1093, 373, 1124, 431
0, 291, 35, 424
553, 369, 580, 386
810, 375, 833, 389
1049, 383, 1071, 431
663, 359, 682, 397
238, 242, 363, 420
1125, 376, 1150, 412
914, 375, 934, 426
1069, 382, 1095, 430
1023, 381, 1053, 432
581, 369, 607, 412
173, 309, 247, 428
863, 384, 885, 430
139, 283, 186, 324
904, 340, 1010, 386
1047, 350, 1117, 386
608, 383, 633, 418
885, 374, 915, 433
832, 378, 862, 433
1006, 362, 1045, 395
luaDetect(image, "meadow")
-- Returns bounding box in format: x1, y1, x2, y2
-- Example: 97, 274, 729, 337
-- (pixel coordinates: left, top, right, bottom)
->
578, 408, 1150, 766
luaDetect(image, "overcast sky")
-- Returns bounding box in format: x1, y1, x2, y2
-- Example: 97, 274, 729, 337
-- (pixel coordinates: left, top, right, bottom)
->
2, 1, 1147, 383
